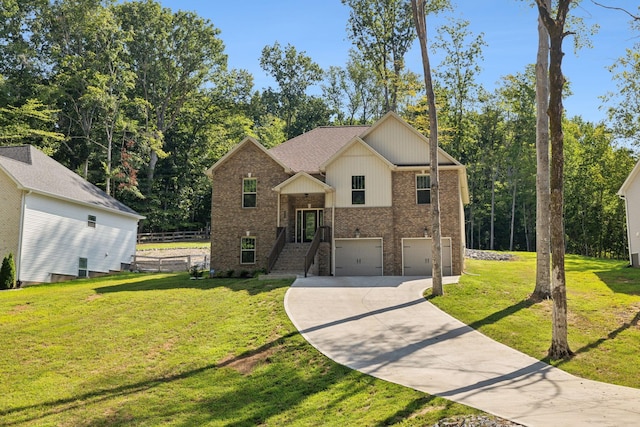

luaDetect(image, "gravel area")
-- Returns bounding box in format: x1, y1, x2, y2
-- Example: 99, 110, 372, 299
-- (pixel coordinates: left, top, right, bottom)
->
434, 415, 523, 426
465, 249, 516, 261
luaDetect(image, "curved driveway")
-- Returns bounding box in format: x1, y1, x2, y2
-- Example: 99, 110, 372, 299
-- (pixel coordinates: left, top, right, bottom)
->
284, 276, 640, 426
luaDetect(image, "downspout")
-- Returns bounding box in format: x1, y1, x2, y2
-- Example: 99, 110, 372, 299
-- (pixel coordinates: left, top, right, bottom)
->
331, 190, 336, 276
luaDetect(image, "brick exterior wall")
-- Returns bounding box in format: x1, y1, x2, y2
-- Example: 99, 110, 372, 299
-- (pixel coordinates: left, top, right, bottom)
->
209, 141, 465, 276
391, 169, 463, 275
209, 142, 291, 273
0, 171, 22, 263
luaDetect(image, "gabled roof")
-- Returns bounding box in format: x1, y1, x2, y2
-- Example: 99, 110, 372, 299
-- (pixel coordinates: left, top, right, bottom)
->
269, 126, 370, 174
320, 137, 396, 172
205, 137, 292, 176
0, 145, 143, 219
361, 111, 461, 166
272, 172, 334, 194
618, 159, 640, 197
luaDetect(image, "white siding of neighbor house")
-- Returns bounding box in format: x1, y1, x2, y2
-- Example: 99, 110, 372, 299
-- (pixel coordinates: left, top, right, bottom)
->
0, 170, 22, 264
624, 173, 640, 266
363, 118, 430, 165
19, 193, 138, 282
325, 143, 392, 208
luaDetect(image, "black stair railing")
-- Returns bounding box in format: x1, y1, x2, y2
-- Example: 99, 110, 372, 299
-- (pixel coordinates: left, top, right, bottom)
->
267, 227, 286, 273
304, 226, 330, 277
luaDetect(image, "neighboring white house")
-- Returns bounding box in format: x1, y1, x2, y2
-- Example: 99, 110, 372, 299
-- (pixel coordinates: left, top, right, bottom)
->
0, 145, 144, 283
618, 159, 640, 267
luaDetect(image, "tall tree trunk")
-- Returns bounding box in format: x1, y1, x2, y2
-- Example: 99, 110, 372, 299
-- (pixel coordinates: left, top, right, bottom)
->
509, 175, 517, 251
412, 0, 443, 295
533, 0, 552, 301
490, 168, 496, 250
536, 0, 573, 360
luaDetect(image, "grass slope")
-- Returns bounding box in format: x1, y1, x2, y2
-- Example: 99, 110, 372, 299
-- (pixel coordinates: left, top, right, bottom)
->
430, 252, 640, 388
1, 273, 480, 426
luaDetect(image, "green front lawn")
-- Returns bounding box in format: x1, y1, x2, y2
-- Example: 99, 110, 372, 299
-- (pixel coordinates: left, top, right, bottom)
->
430, 252, 640, 388
1, 273, 480, 426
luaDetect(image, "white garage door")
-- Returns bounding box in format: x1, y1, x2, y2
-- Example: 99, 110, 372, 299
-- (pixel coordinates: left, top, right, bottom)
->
334, 238, 383, 276
402, 237, 452, 276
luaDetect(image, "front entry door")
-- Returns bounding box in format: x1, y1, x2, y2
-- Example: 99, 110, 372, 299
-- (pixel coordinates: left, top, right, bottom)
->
296, 209, 323, 243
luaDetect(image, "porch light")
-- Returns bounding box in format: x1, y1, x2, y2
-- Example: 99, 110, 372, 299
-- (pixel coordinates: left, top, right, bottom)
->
246, 230, 250, 236
355, 228, 360, 238
424, 227, 429, 237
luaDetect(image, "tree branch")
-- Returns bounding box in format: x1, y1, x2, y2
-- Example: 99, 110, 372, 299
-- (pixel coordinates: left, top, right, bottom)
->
591, 1, 640, 20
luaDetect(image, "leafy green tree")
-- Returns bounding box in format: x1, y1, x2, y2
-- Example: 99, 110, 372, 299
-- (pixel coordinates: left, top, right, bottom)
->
259, 42, 324, 138
0, 253, 16, 290
322, 50, 384, 124
343, 0, 429, 113
432, 17, 486, 161
115, 0, 227, 193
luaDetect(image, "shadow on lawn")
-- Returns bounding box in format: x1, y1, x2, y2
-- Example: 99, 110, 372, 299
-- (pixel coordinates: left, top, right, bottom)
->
595, 268, 640, 295
1, 330, 450, 427
94, 273, 291, 295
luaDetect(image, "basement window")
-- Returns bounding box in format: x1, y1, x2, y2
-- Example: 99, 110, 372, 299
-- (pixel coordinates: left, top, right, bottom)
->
78, 257, 88, 278
241, 237, 256, 264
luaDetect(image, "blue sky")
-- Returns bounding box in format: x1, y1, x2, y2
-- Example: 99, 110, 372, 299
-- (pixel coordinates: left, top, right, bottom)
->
159, 0, 637, 123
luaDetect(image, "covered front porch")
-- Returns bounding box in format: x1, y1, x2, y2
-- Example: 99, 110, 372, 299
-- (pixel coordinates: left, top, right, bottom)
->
268, 172, 334, 276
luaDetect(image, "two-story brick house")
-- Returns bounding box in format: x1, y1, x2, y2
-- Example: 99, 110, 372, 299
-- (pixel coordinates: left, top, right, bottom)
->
206, 112, 469, 277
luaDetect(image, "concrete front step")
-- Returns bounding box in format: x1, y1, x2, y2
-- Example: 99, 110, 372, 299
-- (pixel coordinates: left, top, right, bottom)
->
271, 242, 311, 274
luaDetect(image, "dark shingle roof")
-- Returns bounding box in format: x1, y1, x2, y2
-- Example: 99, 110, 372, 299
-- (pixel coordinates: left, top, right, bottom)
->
0, 145, 142, 218
269, 126, 370, 173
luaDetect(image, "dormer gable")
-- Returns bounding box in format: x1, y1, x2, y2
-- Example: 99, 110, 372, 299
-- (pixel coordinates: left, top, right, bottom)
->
273, 172, 334, 195
361, 111, 460, 167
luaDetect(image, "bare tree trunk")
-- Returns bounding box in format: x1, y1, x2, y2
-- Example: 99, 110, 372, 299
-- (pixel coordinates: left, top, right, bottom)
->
490, 168, 496, 250
509, 175, 517, 251
412, 0, 443, 295
533, 0, 552, 301
536, 0, 573, 360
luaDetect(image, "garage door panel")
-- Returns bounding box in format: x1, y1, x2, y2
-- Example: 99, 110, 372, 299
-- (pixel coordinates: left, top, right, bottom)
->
335, 239, 383, 276
403, 240, 431, 276
403, 238, 452, 277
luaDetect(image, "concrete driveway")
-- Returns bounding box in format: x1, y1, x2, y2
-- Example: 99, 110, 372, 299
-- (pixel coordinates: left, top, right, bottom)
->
284, 276, 640, 426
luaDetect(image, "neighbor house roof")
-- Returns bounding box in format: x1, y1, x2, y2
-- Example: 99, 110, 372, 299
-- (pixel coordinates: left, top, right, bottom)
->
269, 126, 370, 174
0, 145, 143, 219
618, 159, 640, 197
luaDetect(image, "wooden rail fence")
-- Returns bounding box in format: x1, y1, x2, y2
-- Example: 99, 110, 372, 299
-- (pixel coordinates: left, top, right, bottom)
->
137, 230, 210, 243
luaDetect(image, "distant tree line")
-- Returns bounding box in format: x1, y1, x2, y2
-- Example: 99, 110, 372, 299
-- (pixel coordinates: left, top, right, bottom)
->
0, 0, 637, 258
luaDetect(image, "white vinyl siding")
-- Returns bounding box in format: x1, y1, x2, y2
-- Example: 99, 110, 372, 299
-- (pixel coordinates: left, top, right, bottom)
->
364, 118, 430, 165
18, 193, 138, 283
624, 171, 640, 266
325, 143, 391, 207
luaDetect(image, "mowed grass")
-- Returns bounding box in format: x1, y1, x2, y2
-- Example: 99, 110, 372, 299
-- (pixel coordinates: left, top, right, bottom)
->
430, 252, 640, 388
0, 273, 482, 426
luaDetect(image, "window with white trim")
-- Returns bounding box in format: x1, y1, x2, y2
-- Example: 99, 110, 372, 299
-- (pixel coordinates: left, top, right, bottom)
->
352, 175, 365, 205
78, 257, 88, 278
241, 237, 256, 264
243, 178, 257, 208
417, 175, 430, 204
87, 215, 96, 228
